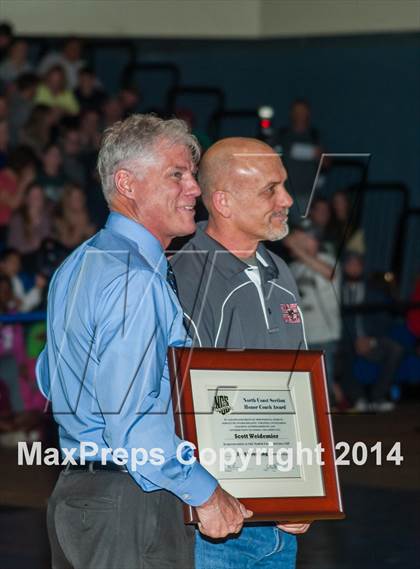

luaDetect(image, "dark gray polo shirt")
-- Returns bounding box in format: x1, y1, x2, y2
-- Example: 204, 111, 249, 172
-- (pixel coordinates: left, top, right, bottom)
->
171, 223, 307, 350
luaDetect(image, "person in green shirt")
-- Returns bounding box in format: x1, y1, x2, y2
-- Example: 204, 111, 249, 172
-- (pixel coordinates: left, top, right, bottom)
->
35, 64, 79, 116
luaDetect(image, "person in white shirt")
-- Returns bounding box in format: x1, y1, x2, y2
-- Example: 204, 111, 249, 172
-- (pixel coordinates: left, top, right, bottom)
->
286, 221, 343, 405
38, 38, 84, 90
0, 248, 46, 312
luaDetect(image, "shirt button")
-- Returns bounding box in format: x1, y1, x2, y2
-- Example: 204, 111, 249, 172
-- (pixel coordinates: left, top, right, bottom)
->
182, 493, 190, 500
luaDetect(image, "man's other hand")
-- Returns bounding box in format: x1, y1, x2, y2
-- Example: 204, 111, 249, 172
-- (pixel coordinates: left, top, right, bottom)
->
277, 522, 311, 534
196, 486, 253, 539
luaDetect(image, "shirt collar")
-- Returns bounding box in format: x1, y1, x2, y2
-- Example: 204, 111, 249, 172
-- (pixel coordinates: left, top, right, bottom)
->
105, 212, 167, 278
191, 222, 278, 281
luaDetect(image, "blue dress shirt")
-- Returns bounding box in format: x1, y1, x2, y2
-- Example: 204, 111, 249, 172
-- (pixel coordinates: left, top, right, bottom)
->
36, 212, 217, 506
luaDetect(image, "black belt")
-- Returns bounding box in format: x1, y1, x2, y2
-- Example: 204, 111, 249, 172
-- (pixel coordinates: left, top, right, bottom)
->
65, 461, 127, 472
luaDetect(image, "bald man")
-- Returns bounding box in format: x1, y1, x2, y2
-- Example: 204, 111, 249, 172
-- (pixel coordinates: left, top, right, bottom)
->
171, 138, 310, 569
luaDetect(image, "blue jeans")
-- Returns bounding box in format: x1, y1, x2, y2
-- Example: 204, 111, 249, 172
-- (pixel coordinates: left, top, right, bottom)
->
195, 525, 297, 568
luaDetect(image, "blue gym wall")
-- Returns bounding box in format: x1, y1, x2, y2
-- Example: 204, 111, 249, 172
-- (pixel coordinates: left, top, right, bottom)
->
92, 33, 420, 295
94, 33, 420, 203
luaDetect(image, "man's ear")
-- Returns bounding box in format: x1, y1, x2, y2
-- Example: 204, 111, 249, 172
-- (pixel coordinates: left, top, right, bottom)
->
212, 190, 232, 218
114, 169, 135, 200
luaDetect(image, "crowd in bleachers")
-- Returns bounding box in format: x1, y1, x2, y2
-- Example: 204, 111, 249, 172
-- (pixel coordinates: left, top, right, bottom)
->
0, 23, 419, 443
0, 28, 119, 439
282, 199, 406, 413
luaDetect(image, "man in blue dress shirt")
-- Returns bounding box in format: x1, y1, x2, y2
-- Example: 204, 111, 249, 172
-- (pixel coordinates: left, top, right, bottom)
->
37, 115, 251, 569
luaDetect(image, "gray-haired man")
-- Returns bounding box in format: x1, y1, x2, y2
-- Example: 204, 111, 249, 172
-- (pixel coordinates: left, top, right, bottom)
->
37, 116, 251, 569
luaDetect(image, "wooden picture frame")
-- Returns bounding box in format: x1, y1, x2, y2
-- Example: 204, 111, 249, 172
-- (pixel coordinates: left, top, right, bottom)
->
169, 347, 344, 524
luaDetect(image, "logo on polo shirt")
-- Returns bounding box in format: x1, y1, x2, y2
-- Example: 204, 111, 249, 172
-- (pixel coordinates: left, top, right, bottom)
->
280, 303, 301, 324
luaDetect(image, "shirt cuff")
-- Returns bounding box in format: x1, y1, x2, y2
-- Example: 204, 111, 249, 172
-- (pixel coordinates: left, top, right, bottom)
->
175, 461, 218, 507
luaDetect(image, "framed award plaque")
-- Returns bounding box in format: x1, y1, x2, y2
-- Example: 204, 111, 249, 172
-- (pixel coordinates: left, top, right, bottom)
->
168, 347, 344, 524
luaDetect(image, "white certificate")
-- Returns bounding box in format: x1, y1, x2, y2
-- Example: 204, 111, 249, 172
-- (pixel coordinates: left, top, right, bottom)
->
190, 369, 325, 499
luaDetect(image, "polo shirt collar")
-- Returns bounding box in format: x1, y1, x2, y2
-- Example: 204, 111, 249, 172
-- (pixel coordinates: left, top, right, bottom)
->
192, 222, 279, 281
105, 212, 167, 278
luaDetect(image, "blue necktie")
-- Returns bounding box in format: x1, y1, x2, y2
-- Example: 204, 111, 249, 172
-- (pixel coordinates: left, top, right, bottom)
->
166, 262, 179, 297
167, 261, 191, 338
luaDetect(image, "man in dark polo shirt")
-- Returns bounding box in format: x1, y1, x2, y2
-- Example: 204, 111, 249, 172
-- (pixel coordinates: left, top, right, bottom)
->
171, 137, 310, 569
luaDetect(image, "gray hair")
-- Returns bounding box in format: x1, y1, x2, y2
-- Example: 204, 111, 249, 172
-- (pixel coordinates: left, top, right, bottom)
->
97, 113, 201, 205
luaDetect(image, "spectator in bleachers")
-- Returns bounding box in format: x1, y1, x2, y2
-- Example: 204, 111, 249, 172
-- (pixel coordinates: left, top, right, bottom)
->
328, 189, 365, 255
16, 324, 46, 420
79, 108, 102, 155
60, 126, 87, 187
0, 146, 37, 244
20, 104, 57, 158
407, 272, 420, 355
0, 376, 12, 427
53, 184, 95, 250
175, 108, 213, 151
277, 99, 324, 217
285, 221, 344, 406
0, 93, 8, 119
0, 273, 26, 424
75, 65, 106, 112
38, 37, 85, 90
0, 40, 32, 86
101, 95, 123, 129
35, 64, 79, 116
0, 272, 45, 438
341, 252, 403, 412
36, 143, 66, 203
0, 118, 8, 169
78, 106, 109, 225
7, 72, 38, 147
0, 248, 46, 312
35, 236, 68, 282
119, 85, 140, 118
79, 109, 103, 200
309, 197, 336, 255
0, 22, 14, 64
7, 183, 52, 255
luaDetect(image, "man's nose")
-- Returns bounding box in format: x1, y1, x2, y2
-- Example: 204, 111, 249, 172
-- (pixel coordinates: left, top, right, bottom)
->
285, 190, 293, 208
186, 174, 201, 197
277, 187, 293, 209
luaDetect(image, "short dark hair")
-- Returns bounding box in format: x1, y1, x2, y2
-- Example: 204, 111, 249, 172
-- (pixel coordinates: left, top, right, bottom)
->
0, 247, 20, 262
16, 72, 39, 92
292, 98, 310, 108
311, 197, 330, 208
0, 22, 13, 38
0, 274, 13, 292
7, 145, 37, 173
46, 64, 66, 76
78, 65, 95, 76
64, 37, 81, 47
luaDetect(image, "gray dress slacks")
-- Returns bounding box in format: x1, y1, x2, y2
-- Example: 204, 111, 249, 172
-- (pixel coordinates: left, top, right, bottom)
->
47, 468, 195, 569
